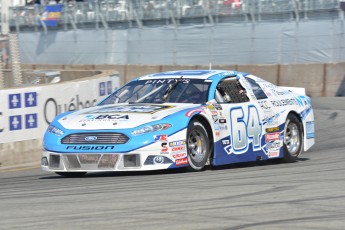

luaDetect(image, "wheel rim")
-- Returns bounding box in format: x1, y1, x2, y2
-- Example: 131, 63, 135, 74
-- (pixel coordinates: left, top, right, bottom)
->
284, 121, 300, 156
187, 129, 207, 163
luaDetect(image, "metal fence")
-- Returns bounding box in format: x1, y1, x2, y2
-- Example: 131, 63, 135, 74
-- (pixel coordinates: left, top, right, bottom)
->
5, 0, 342, 31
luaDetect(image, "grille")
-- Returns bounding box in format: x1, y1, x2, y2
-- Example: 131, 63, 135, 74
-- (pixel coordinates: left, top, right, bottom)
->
49, 155, 60, 168
62, 154, 119, 170
123, 154, 140, 168
61, 133, 129, 144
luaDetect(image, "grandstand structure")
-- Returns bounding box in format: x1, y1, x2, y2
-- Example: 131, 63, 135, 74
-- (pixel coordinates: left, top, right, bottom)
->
4, 0, 343, 31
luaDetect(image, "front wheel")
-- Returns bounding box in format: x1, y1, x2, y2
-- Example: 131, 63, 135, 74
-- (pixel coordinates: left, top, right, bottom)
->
55, 172, 87, 177
186, 120, 211, 171
283, 114, 303, 162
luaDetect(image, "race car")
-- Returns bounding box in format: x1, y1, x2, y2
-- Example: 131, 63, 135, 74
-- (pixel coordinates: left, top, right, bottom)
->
42, 70, 315, 177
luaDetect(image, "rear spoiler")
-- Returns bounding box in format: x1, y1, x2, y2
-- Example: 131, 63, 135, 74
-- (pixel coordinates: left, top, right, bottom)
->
280, 87, 306, 96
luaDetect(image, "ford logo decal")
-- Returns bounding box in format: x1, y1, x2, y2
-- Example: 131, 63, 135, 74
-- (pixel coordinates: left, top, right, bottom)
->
85, 136, 97, 141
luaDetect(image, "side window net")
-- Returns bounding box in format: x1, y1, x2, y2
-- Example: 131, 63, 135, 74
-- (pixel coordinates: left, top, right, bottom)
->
216, 79, 249, 103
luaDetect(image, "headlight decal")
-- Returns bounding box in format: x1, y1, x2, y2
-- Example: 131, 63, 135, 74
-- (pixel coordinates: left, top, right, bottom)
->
131, 123, 171, 136
47, 125, 64, 136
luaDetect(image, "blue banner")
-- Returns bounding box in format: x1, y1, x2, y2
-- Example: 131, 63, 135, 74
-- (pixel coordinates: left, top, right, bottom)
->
41, 4, 63, 27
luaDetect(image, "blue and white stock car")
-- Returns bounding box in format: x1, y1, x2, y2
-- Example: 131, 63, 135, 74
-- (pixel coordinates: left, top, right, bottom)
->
42, 70, 315, 177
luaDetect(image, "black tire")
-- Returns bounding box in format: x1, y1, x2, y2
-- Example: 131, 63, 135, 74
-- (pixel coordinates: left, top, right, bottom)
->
55, 172, 87, 177
282, 114, 303, 162
186, 120, 211, 171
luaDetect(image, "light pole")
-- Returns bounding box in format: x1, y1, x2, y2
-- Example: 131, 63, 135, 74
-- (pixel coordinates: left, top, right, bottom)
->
1, 0, 10, 35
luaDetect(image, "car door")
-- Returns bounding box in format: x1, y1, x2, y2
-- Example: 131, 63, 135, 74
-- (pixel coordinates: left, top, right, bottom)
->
212, 76, 269, 165
243, 76, 283, 159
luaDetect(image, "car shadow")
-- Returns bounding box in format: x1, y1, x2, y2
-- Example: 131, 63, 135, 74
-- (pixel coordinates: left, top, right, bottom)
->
39, 167, 188, 179
210, 157, 310, 171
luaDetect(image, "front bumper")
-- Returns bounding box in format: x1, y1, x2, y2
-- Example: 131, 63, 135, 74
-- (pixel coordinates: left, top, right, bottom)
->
41, 150, 182, 172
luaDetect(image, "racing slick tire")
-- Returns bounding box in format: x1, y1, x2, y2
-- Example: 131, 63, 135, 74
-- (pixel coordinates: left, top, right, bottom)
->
186, 120, 211, 171
282, 114, 303, 163
55, 172, 87, 177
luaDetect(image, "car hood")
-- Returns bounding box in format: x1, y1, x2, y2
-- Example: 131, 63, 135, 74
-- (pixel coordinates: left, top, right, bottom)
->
57, 103, 201, 130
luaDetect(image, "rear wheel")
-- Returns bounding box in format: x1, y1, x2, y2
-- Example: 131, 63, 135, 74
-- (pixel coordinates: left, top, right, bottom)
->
186, 120, 211, 171
55, 172, 87, 177
283, 114, 303, 162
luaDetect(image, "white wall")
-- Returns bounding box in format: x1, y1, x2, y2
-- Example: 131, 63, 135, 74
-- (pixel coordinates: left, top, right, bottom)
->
0, 73, 119, 143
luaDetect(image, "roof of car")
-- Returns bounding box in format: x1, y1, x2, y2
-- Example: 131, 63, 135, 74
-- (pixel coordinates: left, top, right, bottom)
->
138, 70, 241, 80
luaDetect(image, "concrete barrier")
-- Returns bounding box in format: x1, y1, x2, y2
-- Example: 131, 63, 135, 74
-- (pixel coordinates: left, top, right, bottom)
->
237, 64, 279, 85
16, 62, 345, 97
124, 65, 161, 82
325, 63, 345, 97
279, 64, 324, 97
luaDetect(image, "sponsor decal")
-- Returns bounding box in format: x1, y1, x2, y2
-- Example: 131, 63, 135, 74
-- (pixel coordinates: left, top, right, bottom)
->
175, 157, 189, 166
171, 146, 186, 152
264, 90, 272, 97
272, 89, 289, 96
40, 4, 63, 26
268, 151, 279, 158
161, 142, 169, 153
265, 141, 280, 151
262, 111, 283, 126
219, 124, 227, 130
215, 131, 220, 137
80, 114, 129, 122
214, 104, 223, 110
222, 140, 230, 145
224, 145, 231, 154
222, 71, 237, 76
211, 111, 218, 115
88, 105, 173, 114
262, 83, 274, 89
144, 79, 190, 84
295, 95, 311, 108
207, 104, 215, 110
154, 135, 168, 142
266, 126, 279, 133
265, 132, 280, 142
66, 146, 115, 150
306, 121, 315, 139
219, 118, 226, 123
169, 140, 186, 147
271, 99, 298, 107
258, 101, 271, 110
84, 136, 97, 141
212, 115, 218, 122
214, 124, 220, 130
185, 109, 204, 118
172, 152, 187, 159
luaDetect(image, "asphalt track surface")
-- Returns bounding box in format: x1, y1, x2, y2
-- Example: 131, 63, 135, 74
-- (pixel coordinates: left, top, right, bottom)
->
1, 97, 345, 230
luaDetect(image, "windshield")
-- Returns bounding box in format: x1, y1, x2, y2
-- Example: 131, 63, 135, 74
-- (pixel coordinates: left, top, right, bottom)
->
100, 78, 211, 105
